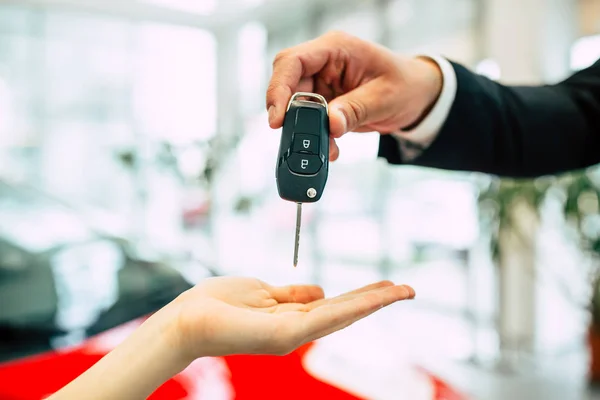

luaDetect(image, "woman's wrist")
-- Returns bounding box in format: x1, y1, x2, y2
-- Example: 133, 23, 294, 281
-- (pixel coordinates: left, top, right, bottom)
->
122, 309, 195, 386
49, 311, 193, 400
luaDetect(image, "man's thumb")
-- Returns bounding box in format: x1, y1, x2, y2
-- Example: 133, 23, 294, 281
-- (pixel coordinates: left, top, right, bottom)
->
328, 80, 382, 138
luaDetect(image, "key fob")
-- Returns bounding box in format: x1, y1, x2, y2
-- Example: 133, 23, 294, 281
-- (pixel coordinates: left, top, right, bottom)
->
276, 92, 330, 203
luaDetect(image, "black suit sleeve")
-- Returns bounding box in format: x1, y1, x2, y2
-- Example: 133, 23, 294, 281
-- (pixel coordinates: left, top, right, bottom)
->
378, 59, 600, 178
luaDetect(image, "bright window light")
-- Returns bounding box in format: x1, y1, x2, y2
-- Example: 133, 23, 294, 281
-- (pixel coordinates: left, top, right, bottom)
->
133, 23, 217, 144
238, 21, 267, 115
475, 58, 501, 80
335, 132, 379, 165
570, 34, 600, 71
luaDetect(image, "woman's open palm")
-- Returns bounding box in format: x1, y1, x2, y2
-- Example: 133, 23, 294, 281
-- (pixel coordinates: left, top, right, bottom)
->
167, 277, 415, 359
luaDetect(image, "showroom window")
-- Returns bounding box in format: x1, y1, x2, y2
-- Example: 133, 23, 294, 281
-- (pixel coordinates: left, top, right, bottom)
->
132, 22, 217, 144
238, 21, 267, 116
0, 4, 217, 228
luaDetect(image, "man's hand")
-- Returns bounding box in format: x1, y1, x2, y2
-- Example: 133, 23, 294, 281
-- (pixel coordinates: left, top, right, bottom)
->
266, 31, 443, 161
165, 277, 414, 360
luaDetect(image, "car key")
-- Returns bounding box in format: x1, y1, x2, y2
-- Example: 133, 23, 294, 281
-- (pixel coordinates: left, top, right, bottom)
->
275, 92, 330, 267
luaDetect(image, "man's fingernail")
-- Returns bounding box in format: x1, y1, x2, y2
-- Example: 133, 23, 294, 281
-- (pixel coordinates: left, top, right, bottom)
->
268, 106, 276, 125
332, 106, 347, 136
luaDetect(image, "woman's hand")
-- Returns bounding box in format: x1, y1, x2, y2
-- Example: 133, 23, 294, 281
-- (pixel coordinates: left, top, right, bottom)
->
163, 277, 415, 361
49, 276, 414, 400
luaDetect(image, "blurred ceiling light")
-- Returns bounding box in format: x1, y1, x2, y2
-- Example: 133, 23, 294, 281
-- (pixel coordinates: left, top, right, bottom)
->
143, 0, 217, 14
570, 34, 600, 71
475, 58, 501, 81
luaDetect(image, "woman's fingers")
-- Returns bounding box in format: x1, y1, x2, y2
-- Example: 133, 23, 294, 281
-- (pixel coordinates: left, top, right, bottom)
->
298, 285, 414, 343
305, 284, 413, 314
305, 280, 395, 310
338, 280, 396, 296
263, 281, 406, 314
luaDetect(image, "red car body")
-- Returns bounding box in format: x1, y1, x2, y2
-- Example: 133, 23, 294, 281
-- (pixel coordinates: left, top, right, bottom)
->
0, 318, 466, 400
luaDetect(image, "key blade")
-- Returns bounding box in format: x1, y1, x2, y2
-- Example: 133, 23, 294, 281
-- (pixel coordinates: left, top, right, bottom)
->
293, 202, 302, 267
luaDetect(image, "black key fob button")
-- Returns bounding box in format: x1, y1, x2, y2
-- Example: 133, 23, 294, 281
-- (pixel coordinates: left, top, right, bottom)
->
287, 153, 322, 175
292, 133, 319, 154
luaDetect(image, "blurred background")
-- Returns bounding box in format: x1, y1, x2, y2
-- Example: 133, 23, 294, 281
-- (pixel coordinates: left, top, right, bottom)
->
0, 0, 599, 399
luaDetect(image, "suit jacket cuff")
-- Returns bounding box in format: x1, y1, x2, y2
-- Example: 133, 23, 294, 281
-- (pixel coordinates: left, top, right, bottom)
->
387, 55, 457, 162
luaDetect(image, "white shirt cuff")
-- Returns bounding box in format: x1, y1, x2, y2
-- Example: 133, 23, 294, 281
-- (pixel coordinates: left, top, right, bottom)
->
392, 55, 457, 160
